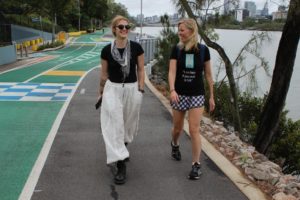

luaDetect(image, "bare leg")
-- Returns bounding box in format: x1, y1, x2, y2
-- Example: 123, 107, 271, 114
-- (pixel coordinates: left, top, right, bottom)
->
171, 109, 185, 145
188, 107, 204, 163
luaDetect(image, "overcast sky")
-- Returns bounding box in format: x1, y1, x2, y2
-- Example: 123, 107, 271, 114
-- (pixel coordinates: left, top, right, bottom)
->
114, 0, 285, 17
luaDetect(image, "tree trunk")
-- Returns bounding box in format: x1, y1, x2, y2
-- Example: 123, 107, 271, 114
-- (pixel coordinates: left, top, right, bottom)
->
179, 0, 242, 131
253, 0, 300, 154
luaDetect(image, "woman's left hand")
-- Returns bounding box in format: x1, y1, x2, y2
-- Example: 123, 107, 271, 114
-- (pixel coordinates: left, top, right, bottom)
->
209, 97, 215, 113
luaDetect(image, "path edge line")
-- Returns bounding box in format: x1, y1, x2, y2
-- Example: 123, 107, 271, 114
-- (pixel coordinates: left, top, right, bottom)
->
145, 73, 268, 200
18, 67, 97, 200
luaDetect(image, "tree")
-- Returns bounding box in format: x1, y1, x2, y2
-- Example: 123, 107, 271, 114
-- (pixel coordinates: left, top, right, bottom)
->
154, 14, 179, 81
253, 0, 300, 154
80, 0, 108, 30
172, 0, 271, 134
105, 2, 131, 22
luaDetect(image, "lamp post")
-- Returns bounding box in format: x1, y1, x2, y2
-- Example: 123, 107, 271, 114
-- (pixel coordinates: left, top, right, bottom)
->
140, 0, 143, 36
78, 0, 81, 31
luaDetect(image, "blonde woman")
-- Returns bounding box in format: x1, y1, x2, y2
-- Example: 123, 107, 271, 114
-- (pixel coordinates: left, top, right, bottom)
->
99, 15, 145, 184
168, 18, 215, 180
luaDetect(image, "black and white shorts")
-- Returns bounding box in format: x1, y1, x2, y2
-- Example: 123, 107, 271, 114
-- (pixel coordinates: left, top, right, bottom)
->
171, 95, 205, 111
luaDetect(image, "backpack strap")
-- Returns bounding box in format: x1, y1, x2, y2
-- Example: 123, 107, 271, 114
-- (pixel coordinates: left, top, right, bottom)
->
198, 43, 206, 66
176, 45, 181, 59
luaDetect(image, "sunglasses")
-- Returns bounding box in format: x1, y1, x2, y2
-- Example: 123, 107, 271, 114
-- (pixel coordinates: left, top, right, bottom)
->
115, 24, 131, 30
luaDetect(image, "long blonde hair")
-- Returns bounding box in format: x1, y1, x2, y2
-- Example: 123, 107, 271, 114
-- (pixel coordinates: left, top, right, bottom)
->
177, 18, 199, 51
111, 15, 130, 37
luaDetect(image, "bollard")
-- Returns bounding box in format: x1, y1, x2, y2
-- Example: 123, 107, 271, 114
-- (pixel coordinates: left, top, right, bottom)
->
32, 44, 37, 51
146, 63, 152, 76
20, 44, 23, 58
24, 45, 28, 57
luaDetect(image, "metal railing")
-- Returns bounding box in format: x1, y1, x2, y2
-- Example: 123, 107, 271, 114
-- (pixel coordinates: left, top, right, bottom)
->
139, 38, 158, 64
131, 34, 158, 76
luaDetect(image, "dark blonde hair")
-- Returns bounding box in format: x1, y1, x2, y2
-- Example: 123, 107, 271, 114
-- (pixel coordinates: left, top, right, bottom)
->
177, 18, 199, 51
111, 15, 130, 37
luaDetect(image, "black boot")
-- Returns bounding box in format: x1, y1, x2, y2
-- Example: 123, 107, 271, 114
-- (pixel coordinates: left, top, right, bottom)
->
114, 160, 126, 184
171, 141, 181, 161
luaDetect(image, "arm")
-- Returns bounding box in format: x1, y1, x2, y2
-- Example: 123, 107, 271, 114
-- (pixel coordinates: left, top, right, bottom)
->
137, 53, 145, 92
99, 58, 108, 97
204, 60, 215, 112
168, 59, 179, 103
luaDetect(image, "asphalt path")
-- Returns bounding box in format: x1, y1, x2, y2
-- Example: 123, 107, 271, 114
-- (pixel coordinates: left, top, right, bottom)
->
30, 67, 248, 200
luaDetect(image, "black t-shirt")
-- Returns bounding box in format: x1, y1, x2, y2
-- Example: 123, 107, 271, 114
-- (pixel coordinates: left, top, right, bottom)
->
101, 41, 144, 83
170, 44, 210, 96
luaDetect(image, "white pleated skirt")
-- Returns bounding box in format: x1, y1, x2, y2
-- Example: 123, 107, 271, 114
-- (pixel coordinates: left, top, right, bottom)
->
100, 80, 143, 164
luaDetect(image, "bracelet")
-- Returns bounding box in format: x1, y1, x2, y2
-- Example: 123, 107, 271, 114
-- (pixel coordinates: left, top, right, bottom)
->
170, 89, 175, 93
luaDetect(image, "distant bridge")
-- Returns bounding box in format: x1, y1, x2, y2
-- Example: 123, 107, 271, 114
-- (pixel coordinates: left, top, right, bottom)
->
142, 19, 180, 27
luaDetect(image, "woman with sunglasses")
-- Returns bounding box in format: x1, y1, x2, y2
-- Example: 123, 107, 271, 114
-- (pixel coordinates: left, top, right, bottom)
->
98, 15, 145, 184
168, 18, 215, 180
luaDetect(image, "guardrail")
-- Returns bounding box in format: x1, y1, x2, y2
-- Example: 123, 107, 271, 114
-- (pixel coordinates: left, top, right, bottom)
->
135, 37, 158, 76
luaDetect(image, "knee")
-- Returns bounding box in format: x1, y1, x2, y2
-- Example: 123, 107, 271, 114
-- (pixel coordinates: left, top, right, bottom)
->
189, 127, 200, 137
172, 126, 183, 135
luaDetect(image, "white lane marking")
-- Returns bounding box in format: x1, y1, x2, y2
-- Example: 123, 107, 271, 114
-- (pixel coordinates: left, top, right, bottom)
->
26, 44, 102, 83
18, 66, 98, 200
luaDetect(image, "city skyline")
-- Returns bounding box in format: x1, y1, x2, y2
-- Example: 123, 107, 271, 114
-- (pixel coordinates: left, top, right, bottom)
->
114, 0, 285, 17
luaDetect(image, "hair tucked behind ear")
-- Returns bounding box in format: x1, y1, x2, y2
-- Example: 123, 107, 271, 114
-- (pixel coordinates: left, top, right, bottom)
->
177, 18, 199, 51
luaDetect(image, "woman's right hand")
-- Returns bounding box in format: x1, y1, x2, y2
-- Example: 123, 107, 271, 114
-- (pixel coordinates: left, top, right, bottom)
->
170, 90, 179, 104
95, 95, 102, 110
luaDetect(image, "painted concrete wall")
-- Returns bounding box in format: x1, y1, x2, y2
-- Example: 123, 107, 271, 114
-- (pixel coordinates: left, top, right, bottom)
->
0, 44, 17, 65
11, 24, 52, 43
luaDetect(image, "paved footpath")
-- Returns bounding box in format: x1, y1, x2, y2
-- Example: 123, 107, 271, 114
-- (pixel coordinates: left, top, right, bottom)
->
0, 30, 265, 200
29, 67, 248, 200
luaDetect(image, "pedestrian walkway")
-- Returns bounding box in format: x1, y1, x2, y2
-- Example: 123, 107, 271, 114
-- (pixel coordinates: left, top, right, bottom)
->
0, 30, 267, 200
27, 68, 249, 200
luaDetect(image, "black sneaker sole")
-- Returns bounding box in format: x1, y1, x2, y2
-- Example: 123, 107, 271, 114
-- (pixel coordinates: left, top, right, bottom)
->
114, 178, 126, 185
172, 155, 181, 161
188, 175, 200, 180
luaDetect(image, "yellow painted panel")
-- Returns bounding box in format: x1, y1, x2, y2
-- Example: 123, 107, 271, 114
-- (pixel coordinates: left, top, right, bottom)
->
32, 45, 38, 51
68, 32, 81, 37
45, 70, 85, 76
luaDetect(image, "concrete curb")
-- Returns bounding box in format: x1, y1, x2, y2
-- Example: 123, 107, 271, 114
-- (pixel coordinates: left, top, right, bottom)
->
144, 73, 268, 200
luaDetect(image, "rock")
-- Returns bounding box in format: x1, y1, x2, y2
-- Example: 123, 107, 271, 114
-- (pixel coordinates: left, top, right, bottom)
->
215, 121, 224, 126
272, 192, 297, 200
245, 167, 270, 181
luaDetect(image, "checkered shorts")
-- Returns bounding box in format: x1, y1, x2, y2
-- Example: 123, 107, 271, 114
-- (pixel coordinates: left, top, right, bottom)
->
171, 95, 205, 111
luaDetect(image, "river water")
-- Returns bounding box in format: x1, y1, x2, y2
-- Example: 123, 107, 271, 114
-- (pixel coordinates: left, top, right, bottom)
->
134, 27, 300, 121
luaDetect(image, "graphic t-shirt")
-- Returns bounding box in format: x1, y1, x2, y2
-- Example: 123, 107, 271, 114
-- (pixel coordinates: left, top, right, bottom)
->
101, 41, 144, 83
170, 44, 210, 96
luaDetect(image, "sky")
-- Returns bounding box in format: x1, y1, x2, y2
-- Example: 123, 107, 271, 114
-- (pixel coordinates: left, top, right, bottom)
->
114, 0, 285, 17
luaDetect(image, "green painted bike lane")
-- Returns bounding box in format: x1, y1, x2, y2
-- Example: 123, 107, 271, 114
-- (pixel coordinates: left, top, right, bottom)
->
0, 30, 110, 200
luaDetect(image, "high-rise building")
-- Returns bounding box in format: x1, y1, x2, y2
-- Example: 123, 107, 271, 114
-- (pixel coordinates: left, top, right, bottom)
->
261, 0, 269, 16
235, 9, 249, 22
224, 0, 237, 15
244, 1, 256, 17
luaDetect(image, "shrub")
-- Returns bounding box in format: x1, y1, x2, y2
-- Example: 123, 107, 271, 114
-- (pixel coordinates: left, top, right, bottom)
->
37, 40, 64, 51
154, 14, 179, 83
270, 118, 300, 174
